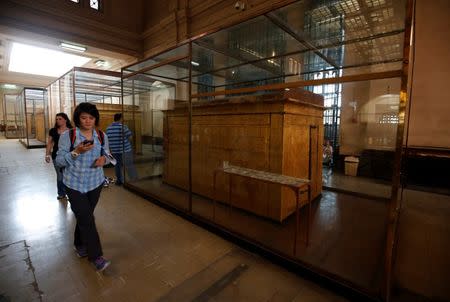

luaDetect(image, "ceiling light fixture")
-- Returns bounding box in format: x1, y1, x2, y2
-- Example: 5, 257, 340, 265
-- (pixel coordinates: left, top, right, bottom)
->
9, 42, 91, 77
191, 61, 200, 66
59, 42, 87, 52
95, 59, 107, 67
3, 84, 17, 89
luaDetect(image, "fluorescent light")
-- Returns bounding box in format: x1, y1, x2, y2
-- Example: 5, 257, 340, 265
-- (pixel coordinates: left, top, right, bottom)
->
3, 84, 17, 89
191, 61, 200, 66
9, 42, 91, 77
59, 42, 86, 52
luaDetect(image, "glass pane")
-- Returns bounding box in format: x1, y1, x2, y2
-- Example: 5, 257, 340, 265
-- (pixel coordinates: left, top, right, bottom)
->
186, 0, 406, 295
122, 49, 190, 212
74, 71, 122, 105
120, 0, 408, 297
5, 93, 22, 139
190, 0, 405, 93
189, 85, 323, 250
43, 89, 49, 144
23, 88, 46, 147
123, 44, 189, 75
47, 81, 61, 130
60, 73, 73, 117
273, 0, 405, 47
321, 78, 401, 199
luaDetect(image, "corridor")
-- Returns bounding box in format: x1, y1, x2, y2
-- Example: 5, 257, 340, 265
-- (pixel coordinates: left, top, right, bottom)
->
0, 138, 349, 302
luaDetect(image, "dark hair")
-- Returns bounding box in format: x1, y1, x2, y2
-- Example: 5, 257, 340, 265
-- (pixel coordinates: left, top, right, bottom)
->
54, 112, 72, 129
73, 102, 100, 127
114, 113, 122, 122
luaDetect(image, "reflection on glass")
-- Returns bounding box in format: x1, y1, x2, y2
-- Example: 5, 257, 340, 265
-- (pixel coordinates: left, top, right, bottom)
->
123, 59, 190, 211
60, 73, 73, 116
123, 44, 189, 74
121, 0, 408, 297
16, 88, 46, 148
11, 93, 24, 140
321, 78, 401, 199
45, 68, 124, 136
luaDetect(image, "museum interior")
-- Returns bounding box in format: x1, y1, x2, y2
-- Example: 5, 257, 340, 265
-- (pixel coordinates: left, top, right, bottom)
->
0, 0, 449, 301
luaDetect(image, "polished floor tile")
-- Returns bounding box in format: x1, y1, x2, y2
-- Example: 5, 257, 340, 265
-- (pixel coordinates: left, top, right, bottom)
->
0, 138, 351, 301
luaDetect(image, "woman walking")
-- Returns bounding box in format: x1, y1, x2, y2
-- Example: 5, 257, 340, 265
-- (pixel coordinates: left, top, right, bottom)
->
56, 102, 111, 271
45, 113, 72, 200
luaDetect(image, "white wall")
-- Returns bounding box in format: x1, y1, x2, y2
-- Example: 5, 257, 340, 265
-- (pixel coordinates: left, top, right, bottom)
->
406, 0, 450, 148
340, 78, 401, 155
394, 1, 450, 301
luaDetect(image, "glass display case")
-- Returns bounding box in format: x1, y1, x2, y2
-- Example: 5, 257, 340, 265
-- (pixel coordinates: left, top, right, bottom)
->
121, 0, 410, 300
45, 67, 125, 134
3, 93, 21, 139
17, 88, 46, 148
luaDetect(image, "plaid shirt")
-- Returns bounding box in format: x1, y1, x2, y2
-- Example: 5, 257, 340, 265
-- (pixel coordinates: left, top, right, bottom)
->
56, 128, 110, 193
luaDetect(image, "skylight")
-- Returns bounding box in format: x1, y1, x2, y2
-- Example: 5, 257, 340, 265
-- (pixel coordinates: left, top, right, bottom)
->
9, 42, 91, 77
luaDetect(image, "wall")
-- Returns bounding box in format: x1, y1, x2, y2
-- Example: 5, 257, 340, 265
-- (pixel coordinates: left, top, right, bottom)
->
0, 0, 143, 57
406, 0, 450, 149
393, 1, 450, 301
340, 78, 401, 155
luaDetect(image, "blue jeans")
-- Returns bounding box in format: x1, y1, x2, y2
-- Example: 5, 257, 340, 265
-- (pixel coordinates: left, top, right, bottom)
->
53, 161, 66, 196
112, 151, 138, 184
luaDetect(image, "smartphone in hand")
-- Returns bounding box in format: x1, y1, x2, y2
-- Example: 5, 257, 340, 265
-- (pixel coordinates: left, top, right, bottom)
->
82, 139, 94, 146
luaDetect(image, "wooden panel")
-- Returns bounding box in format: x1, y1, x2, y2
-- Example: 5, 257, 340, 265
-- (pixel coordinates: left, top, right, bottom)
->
281, 115, 311, 219
267, 114, 283, 220
282, 113, 323, 202
164, 93, 323, 222
163, 115, 189, 189
35, 113, 46, 143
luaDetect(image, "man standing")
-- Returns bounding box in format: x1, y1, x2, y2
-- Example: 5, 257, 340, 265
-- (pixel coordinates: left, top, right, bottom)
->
106, 113, 138, 185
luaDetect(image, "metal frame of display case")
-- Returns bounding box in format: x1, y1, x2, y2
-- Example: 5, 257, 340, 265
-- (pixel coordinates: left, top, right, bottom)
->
17, 87, 46, 148
45, 66, 161, 158
120, 0, 414, 301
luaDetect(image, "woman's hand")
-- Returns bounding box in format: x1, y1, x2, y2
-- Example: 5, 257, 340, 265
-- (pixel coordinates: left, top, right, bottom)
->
74, 142, 94, 154
93, 156, 106, 168
45, 155, 51, 163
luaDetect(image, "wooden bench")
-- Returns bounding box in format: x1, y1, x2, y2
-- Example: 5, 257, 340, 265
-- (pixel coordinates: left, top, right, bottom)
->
213, 163, 311, 253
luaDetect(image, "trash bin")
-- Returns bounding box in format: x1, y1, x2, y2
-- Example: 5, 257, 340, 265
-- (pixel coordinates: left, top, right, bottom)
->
344, 156, 359, 176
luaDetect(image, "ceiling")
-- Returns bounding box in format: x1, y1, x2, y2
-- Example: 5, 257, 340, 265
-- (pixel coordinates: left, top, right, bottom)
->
0, 28, 137, 90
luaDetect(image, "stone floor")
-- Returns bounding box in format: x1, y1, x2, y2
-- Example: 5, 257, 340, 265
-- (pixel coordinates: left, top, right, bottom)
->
0, 138, 351, 301
1, 137, 448, 302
